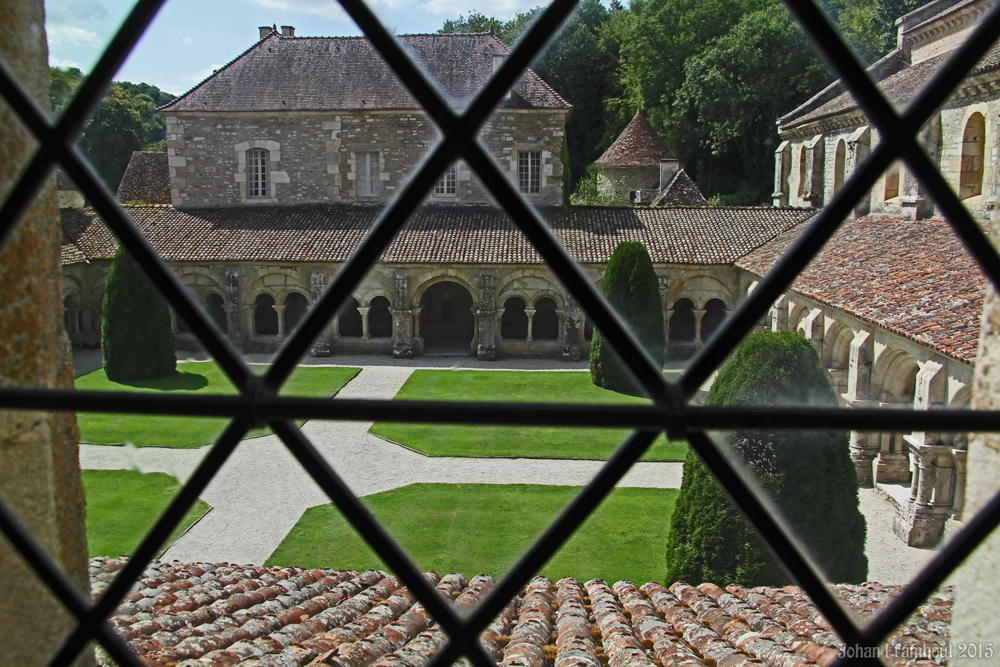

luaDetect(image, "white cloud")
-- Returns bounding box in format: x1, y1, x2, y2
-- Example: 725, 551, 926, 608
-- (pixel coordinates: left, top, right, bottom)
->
49, 56, 82, 70
46, 24, 102, 48
252, 0, 347, 20
182, 37, 193, 44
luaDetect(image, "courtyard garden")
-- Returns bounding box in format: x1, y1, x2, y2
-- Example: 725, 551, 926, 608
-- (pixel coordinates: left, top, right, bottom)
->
369, 369, 689, 460
268, 483, 678, 585
82, 470, 210, 557
75, 361, 359, 448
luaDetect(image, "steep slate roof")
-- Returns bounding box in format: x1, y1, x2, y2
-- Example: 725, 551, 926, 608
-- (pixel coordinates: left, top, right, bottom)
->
91, 557, 953, 667
60, 205, 814, 267
594, 109, 676, 167
160, 33, 570, 113
737, 215, 984, 362
117, 151, 171, 205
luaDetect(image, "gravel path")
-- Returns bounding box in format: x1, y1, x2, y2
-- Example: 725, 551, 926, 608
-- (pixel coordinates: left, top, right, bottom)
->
76, 352, 939, 583
79, 362, 684, 565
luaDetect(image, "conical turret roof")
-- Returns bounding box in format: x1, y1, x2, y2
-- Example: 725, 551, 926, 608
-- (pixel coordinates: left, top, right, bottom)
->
594, 108, 676, 168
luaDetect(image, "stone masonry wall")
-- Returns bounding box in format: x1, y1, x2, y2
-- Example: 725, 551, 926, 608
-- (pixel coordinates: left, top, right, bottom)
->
166, 109, 567, 207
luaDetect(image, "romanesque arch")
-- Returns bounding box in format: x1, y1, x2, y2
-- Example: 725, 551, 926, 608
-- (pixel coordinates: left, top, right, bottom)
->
501, 297, 528, 339
419, 280, 475, 354
284, 292, 309, 334
339, 297, 363, 337
205, 293, 228, 334
960, 112, 985, 200
668, 299, 696, 342
253, 293, 278, 335
533, 297, 559, 340
700, 299, 727, 342
873, 348, 919, 404
366, 296, 390, 337
824, 321, 853, 369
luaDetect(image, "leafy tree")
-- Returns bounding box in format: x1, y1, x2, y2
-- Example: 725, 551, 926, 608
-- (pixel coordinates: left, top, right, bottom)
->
570, 172, 628, 206
440, 10, 538, 46
665, 331, 867, 586
102, 246, 177, 382
115, 80, 176, 147
49, 65, 85, 116
78, 84, 150, 191
589, 242, 664, 395
825, 0, 924, 64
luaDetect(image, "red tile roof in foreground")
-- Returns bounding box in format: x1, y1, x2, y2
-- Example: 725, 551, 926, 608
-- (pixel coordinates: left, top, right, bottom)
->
61, 205, 815, 267
90, 558, 952, 667
737, 215, 985, 362
116, 151, 171, 206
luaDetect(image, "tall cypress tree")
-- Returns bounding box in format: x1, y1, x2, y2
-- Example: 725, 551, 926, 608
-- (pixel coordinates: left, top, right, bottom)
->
665, 330, 867, 585
589, 241, 664, 395
102, 246, 176, 382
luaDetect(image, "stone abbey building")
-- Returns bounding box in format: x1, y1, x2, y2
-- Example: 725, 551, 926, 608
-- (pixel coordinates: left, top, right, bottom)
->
61, 7, 990, 547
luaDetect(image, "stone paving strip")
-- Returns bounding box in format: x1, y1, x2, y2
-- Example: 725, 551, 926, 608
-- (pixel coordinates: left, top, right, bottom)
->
78, 364, 685, 566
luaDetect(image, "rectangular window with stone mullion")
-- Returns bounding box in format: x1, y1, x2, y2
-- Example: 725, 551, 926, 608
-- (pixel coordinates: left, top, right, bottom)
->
435, 164, 457, 195
357, 151, 381, 197
518, 151, 541, 194
247, 149, 270, 198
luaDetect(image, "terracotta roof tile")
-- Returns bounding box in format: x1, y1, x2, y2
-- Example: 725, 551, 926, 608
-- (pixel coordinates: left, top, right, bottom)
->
736, 215, 985, 362
650, 170, 708, 207
61, 205, 815, 267
117, 151, 171, 205
91, 558, 953, 667
595, 109, 676, 168
161, 33, 570, 113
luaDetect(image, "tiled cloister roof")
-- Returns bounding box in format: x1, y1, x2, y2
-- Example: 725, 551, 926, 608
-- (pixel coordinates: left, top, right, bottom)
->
595, 109, 676, 168
116, 151, 171, 206
737, 215, 985, 362
90, 557, 952, 667
60, 205, 815, 267
160, 33, 570, 113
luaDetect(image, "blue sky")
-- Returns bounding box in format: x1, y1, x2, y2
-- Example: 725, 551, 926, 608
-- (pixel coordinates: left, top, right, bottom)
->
45, 0, 553, 95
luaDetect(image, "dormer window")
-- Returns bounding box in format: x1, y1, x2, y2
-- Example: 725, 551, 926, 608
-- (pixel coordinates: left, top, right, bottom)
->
247, 149, 270, 198
435, 164, 457, 195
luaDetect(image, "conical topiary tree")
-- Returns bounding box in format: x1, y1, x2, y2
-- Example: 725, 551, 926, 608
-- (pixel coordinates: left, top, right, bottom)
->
102, 245, 176, 382
589, 241, 664, 396
665, 330, 867, 585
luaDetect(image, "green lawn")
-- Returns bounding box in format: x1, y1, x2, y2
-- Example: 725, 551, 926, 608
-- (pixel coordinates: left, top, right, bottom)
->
82, 470, 210, 558
268, 484, 677, 585
369, 370, 688, 460
75, 362, 359, 448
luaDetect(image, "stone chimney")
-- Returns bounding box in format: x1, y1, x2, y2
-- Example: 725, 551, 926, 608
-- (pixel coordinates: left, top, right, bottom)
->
659, 158, 680, 191
259, 26, 272, 40
492, 53, 511, 99
281, 25, 295, 37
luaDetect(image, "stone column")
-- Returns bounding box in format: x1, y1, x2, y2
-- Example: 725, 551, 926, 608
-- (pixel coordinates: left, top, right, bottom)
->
358, 306, 371, 340
243, 304, 254, 337
693, 309, 706, 342
953, 446, 968, 519
525, 307, 536, 343
392, 271, 413, 359
310, 268, 331, 357
772, 140, 791, 207
770, 295, 787, 331
476, 270, 497, 361
273, 303, 287, 339
561, 294, 583, 362
0, 1, 94, 662
224, 267, 244, 348
894, 444, 954, 547
845, 330, 879, 485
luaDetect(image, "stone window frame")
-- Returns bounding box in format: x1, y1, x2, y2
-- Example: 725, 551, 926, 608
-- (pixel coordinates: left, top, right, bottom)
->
246, 148, 270, 198
517, 149, 542, 195
959, 110, 987, 200
434, 163, 458, 196
354, 150, 383, 199
234, 139, 284, 203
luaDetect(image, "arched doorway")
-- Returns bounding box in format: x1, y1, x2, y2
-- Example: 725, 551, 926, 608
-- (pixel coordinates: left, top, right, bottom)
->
284, 292, 309, 334
420, 281, 474, 355
339, 297, 363, 337
369, 296, 392, 337
206, 293, 228, 334
700, 299, 727, 342
668, 299, 695, 341
254, 294, 278, 335
501, 297, 528, 339
533, 298, 559, 340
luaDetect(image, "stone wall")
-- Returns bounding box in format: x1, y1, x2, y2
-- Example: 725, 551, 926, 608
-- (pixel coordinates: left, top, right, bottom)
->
165, 109, 568, 207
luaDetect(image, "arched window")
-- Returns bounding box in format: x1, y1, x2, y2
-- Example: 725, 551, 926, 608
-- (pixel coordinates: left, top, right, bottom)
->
247, 148, 270, 198
339, 297, 363, 337
206, 294, 228, 334
501, 297, 528, 339
833, 140, 846, 194
284, 292, 309, 334
960, 112, 985, 200
369, 296, 392, 337
884, 163, 900, 200
700, 299, 727, 342
668, 299, 695, 342
533, 297, 559, 340
583, 315, 594, 341
254, 294, 278, 335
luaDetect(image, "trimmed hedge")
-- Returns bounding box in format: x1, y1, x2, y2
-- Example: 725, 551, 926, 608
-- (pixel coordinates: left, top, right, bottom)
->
665, 330, 868, 585
589, 241, 664, 395
102, 246, 176, 382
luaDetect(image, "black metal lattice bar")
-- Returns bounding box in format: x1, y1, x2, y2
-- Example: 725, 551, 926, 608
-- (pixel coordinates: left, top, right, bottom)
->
0, 0, 999, 662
